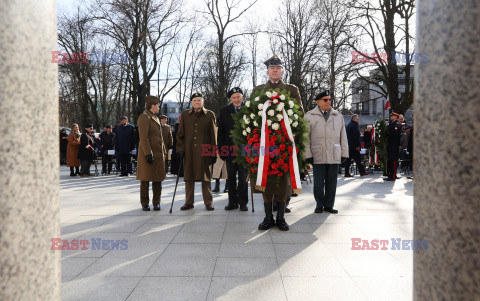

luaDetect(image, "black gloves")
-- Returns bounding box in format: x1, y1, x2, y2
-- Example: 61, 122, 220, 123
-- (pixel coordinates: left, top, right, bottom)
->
210, 156, 217, 165
146, 154, 154, 164
177, 150, 185, 158
306, 157, 314, 165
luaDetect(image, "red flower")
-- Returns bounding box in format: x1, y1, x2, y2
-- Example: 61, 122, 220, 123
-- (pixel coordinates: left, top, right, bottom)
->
281, 153, 287, 159
271, 163, 278, 169
272, 169, 279, 174
282, 163, 289, 170
296, 147, 299, 153
277, 159, 284, 166
281, 136, 286, 143
275, 130, 281, 134
279, 144, 286, 151
287, 146, 293, 152
251, 167, 257, 173
253, 134, 259, 141
253, 128, 258, 133
248, 138, 254, 145
278, 172, 284, 177
254, 157, 259, 163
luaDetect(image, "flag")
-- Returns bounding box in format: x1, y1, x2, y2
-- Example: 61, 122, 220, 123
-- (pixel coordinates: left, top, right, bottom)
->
384, 99, 391, 110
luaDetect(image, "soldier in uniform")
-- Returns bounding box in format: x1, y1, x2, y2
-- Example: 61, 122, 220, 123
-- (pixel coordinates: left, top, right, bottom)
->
159, 115, 173, 174
252, 55, 304, 231
386, 111, 402, 181
136, 96, 166, 211
176, 92, 217, 211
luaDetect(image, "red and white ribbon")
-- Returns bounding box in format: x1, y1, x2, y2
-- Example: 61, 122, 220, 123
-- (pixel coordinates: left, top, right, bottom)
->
255, 99, 302, 193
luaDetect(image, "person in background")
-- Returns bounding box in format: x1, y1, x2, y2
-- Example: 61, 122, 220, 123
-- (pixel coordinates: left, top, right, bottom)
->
66, 124, 81, 176
386, 112, 402, 181
364, 125, 372, 149
114, 116, 134, 176
99, 125, 115, 174
60, 128, 68, 165
212, 155, 228, 193
78, 124, 97, 177
160, 115, 173, 174
345, 115, 369, 177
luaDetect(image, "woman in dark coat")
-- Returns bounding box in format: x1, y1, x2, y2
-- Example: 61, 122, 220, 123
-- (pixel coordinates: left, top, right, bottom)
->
60, 128, 69, 165
78, 124, 97, 177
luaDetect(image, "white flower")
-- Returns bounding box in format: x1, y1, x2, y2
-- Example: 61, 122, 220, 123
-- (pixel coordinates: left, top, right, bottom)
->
273, 99, 278, 104
253, 121, 258, 127
276, 114, 283, 120
258, 111, 263, 116
292, 121, 298, 127
267, 120, 272, 126
255, 97, 259, 101
245, 101, 250, 107
258, 103, 264, 110
250, 113, 255, 119
287, 109, 294, 116
276, 102, 285, 111
294, 114, 298, 120
288, 100, 294, 108
245, 118, 250, 124
267, 110, 275, 117
280, 95, 286, 100
243, 130, 247, 136
272, 123, 280, 130
272, 91, 278, 97
266, 91, 272, 98
246, 127, 251, 133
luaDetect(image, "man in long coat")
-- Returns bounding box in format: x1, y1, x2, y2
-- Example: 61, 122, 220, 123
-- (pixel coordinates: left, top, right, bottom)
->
386, 112, 402, 181
136, 96, 166, 211
176, 92, 217, 211
218, 87, 248, 211
345, 114, 369, 177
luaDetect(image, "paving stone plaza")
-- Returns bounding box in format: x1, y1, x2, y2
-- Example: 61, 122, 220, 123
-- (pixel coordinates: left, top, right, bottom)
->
60, 166, 413, 300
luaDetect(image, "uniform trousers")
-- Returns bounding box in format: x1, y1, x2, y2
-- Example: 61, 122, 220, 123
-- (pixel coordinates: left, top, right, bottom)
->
185, 181, 212, 206
140, 181, 162, 206
226, 158, 248, 206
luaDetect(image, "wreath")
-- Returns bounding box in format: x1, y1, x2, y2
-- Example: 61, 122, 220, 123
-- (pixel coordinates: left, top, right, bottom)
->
371, 119, 388, 173
231, 89, 309, 188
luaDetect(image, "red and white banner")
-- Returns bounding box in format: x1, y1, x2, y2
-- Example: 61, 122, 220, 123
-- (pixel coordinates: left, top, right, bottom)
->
255, 99, 302, 193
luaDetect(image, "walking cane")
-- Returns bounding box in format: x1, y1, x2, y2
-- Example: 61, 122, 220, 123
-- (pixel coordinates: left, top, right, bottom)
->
246, 173, 254, 212
169, 152, 184, 214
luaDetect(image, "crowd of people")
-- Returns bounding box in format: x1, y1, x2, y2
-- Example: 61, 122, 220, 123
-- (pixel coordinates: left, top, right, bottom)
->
59, 54, 413, 231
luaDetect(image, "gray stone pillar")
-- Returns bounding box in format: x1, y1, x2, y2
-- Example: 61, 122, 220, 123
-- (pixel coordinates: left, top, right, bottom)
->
415, 0, 480, 300
0, 1, 60, 300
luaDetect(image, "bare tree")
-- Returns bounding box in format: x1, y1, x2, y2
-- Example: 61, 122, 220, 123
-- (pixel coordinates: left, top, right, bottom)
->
269, 0, 326, 110
197, 0, 257, 114
349, 0, 416, 114
94, 0, 186, 122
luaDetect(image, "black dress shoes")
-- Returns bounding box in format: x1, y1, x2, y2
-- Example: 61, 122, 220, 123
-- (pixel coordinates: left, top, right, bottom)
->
239, 205, 248, 211
142, 205, 150, 211
153, 204, 160, 211
314, 207, 323, 213
324, 207, 338, 214
225, 204, 239, 210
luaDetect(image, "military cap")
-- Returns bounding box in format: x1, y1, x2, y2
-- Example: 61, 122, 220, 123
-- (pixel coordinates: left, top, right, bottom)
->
264, 54, 284, 67
120, 116, 128, 120
159, 115, 167, 119
227, 87, 243, 99
105, 124, 112, 128
190, 92, 203, 101
145, 95, 160, 104
85, 124, 93, 128
315, 90, 331, 100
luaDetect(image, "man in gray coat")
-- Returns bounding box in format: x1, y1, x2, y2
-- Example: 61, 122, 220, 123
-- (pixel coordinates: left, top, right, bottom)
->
304, 90, 348, 214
